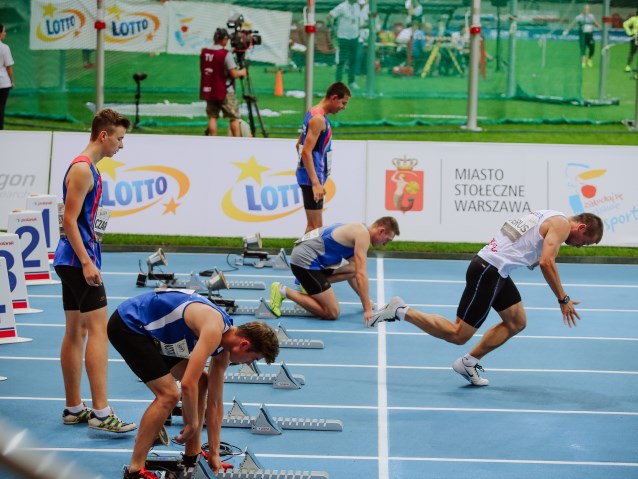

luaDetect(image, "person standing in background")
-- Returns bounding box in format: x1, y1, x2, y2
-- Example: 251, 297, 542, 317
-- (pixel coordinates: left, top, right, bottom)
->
623, 9, 638, 73
328, 0, 362, 89
563, 4, 601, 68
54, 109, 137, 434
200, 28, 246, 136
0, 24, 15, 130
295, 82, 351, 234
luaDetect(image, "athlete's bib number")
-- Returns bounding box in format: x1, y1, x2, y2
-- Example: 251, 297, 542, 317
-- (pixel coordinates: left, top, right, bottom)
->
295, 228, 321, 245
93, 207, 111, 243
501, 213, 539, 242
158, 338, 190, 358
326, 151, 332, 177
583, 24, 593, 33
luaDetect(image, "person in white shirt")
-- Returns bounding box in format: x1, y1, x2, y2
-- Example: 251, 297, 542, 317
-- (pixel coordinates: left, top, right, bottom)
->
562, 4, 602, 68
370, 211, 603, 387
0, 24, 15, 130
328, 0, 362, 89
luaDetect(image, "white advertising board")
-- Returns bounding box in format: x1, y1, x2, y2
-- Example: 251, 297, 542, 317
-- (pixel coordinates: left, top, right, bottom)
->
50, 133, 366, 239
367, 141, 638, 246
0, 131, 52, 230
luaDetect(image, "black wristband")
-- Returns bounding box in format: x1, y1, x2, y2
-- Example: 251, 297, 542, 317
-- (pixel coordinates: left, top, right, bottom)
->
558, 295, 570, 304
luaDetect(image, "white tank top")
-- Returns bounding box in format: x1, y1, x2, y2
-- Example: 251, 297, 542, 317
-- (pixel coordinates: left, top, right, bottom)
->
477, 210, 566, 278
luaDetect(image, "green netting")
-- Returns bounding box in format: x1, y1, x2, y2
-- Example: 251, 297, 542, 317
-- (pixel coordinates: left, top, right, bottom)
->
2, 0, 636, 127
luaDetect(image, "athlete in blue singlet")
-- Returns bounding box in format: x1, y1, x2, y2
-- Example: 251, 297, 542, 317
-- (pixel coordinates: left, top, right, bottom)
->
295, 82, 351, 233
269, 217, 400, 325
108, 289, 280, 479
53, 109, 136, 435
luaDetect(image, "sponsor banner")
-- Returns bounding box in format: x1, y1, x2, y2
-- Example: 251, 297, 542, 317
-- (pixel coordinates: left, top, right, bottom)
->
50, 133, 365, 238
0, 131, 52, 230
547, 145, 638, 246
166, 1, 291, 66
30, 0, 167, 52
367, 141, 638, 246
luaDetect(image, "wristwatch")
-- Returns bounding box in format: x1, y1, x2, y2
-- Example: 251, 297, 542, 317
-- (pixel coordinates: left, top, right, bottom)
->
558, 295, 570, 304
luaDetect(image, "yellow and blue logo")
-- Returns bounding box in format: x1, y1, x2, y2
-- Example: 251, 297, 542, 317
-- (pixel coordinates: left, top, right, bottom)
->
35, 3, 88, 42
105, 3, 161, 44
97, 157, 189, 217
222, 156, 335, 222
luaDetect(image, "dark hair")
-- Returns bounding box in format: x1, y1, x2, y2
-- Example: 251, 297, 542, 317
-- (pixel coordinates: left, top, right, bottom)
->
325, 82, 351, 99
90, 109, 131, 141
236, 321, 280, 364
0, 24, 5, 34
572, 212, 604, 243
372, 216, 401, 236
214, 28, 229, 42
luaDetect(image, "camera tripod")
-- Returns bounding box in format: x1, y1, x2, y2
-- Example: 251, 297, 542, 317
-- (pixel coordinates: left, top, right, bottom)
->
236, 53, 268, 138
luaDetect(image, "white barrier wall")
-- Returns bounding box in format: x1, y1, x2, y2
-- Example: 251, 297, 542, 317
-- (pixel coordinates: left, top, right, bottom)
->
50, 133, 367, 238
15, 131, 638, 247
0, 131, 53, 230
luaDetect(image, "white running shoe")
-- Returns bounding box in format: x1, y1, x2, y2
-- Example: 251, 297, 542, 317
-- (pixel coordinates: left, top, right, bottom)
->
368, 296, 406, 327
452, 357, 489, 386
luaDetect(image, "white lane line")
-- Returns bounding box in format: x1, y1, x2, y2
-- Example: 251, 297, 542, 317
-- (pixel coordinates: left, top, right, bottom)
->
1, 356, 637, 375
381, 278, 638, 289
1, 396, 636, 416
16, 448, 638, 467
27, 295, 638, 313
376, 257, 389, 479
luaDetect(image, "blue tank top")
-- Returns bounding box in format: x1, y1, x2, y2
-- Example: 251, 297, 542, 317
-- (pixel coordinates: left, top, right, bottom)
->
117, 290, 233, 358
290, 223, 355, 271
296, 107, 332, 186
53, 156, 102, 269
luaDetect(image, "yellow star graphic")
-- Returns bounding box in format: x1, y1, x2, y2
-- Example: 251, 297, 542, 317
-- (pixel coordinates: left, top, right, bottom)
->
107, 4, 124, 21
97, 156, 125, 180
232, 156, 271, 185
42, 3, 56, 17
162, 197, 181, 215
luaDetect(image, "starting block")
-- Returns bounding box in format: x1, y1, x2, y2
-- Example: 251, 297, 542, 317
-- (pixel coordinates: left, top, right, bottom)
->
255, 298, 314, 319
215, 448, 330, 479
224, 361, 304, 389
136, 452, 222, 479
0, 377, 6, 381
235, 248, 291, 270
199, 268, 266, 291
222, 397, 343, 434
0, 257, 33, 344
276, 324, 324, 349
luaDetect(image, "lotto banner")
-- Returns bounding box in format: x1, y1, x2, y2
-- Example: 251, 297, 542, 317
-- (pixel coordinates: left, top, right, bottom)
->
0, 131, 52, 231
366, 141, 638, 246
30, 0, 167, 52
49, 133, 366, 238
166, 1, 292, 66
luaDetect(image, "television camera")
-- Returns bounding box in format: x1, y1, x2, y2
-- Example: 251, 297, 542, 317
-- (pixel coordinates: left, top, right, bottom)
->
227, 14, 261, 56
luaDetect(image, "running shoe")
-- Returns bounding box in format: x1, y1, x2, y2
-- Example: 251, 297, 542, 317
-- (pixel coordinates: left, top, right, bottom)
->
269, 282, 284, 317
62, 403, 92, 425
625, 65, 632, 72
368, 296, 406, 327
123, 467, 159, 479
88, 408, 137, 433
452, 357, 489, 386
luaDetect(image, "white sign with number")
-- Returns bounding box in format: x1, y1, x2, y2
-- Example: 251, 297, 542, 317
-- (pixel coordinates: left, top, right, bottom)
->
0, 257, 32, 345
26, 194, 60, 263
7, 210, 57, 285
0, 234, 42, 314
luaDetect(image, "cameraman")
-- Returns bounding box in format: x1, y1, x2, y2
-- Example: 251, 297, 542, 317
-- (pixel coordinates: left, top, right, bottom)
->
200, 28, 246, 136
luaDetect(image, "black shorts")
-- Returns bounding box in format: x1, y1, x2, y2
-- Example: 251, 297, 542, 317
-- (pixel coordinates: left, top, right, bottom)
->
456, 255, 522, 329
300, 184, 324, 211
54, 265, 107, 313
107, 310, 185, 383
291, 263, 334, 295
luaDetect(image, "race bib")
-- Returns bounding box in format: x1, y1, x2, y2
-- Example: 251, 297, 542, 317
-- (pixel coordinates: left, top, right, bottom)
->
158, 338, 190, 358
93, 207, 111, 243
154, 288, 196, 295
58, 203, 66, 239
501, 213, 540, 242
295, 228, 321, 245
583, 24, 593, 33
326, 151, 333, 177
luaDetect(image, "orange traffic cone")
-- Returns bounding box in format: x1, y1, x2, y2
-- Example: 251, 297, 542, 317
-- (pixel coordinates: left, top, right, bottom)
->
274, 70, 284, 97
